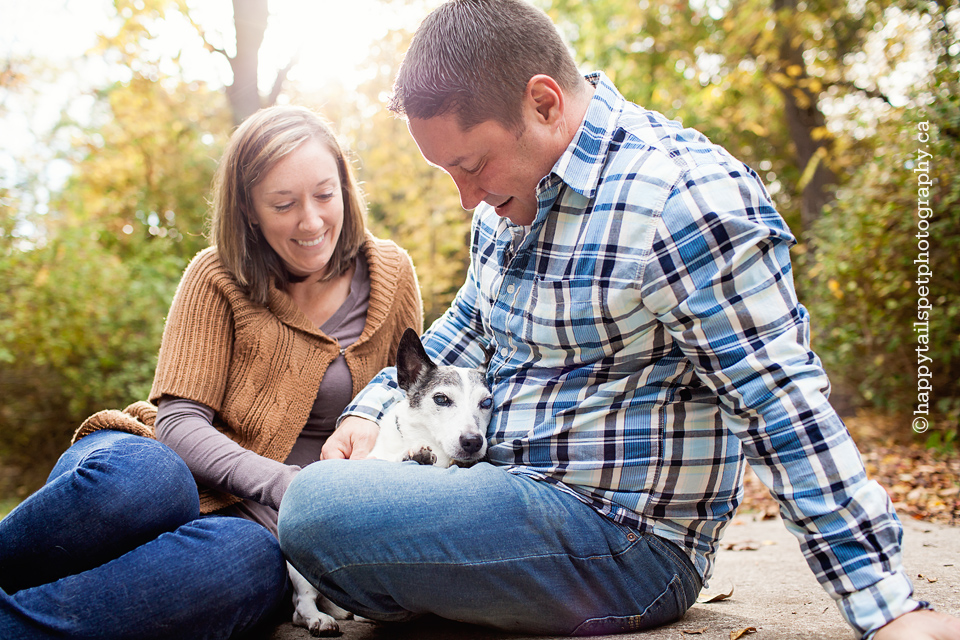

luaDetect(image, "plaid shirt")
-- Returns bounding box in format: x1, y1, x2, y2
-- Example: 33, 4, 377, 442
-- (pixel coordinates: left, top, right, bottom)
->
345, 72, 924, 638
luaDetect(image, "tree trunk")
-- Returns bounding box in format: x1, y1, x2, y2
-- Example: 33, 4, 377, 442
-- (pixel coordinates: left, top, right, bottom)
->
227, 0, 269, 125
772, 0, 837, 236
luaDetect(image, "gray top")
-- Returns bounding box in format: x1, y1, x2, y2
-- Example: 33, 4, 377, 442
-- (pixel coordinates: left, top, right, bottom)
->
155, 256, 371, 536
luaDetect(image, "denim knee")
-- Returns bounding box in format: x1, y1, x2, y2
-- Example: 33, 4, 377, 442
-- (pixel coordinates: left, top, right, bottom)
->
63, 431, 200, 528
277, 461, 344, 572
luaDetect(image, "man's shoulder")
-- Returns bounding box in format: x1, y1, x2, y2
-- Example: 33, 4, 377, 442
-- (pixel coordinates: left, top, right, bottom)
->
613, 104, 734, 174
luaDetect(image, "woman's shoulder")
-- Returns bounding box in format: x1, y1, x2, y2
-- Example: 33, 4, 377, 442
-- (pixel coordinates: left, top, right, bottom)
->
361, 231, 416, 274
181, 246, 240, 286
173, 246, 252, 307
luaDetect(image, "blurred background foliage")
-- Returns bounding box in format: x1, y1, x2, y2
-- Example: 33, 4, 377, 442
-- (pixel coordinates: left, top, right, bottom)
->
0, 0, 958, 497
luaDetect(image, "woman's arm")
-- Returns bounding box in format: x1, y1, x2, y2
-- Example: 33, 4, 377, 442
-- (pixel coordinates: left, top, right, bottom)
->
155, 396, 300, 510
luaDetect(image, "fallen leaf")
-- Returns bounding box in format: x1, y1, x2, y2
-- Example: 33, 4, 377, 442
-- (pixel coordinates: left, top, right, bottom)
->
722, 541, 760, 551
697, 586, 734, 603
730, 627, 758, 639
680, 628, 709, 635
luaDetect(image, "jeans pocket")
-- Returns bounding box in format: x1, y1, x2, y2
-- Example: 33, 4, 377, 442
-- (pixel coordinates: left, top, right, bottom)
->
571, 573, 686, 636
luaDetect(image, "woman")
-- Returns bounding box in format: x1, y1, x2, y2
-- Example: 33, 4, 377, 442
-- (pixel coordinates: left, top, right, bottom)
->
0, 106, 423, 639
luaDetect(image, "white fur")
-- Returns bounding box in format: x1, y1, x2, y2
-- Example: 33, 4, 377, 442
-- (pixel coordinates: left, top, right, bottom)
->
370, 367, 492, 467
285, 330, 492, 635
287, 562, 352, 636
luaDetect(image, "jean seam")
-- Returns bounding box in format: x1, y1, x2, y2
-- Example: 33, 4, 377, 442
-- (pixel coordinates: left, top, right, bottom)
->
644, 534, 701, 602
318, 541, 648, 583
570, 573, 683, 635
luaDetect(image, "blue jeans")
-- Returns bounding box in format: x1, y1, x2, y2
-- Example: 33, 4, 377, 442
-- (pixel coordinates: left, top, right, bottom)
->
278, 460, 701, 636
0, 430, 288, 639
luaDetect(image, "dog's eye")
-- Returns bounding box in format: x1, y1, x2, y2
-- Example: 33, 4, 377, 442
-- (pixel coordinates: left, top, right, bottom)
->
433, 393, 452, 407
479, 397, 493, 410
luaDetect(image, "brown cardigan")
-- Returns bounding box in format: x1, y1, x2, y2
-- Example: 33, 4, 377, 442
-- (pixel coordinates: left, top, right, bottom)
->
73, 232, 423, 512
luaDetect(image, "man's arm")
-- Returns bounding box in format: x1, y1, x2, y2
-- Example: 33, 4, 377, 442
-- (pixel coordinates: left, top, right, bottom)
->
874, 610, 960, 639
641, 162, 926, 638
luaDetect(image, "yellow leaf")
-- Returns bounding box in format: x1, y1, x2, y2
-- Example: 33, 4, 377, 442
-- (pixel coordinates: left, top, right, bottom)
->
34, 267, 49, 287
828, 279, 843, 300
697, 585, 734, 603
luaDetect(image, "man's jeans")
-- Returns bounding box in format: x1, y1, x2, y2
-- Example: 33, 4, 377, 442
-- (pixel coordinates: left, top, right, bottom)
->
0, 430, 288, 639
279, 459, 702, 636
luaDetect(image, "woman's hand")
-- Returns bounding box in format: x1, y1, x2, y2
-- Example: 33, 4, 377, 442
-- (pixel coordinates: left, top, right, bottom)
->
321, 416, 379, 460
875, 610, 960, 639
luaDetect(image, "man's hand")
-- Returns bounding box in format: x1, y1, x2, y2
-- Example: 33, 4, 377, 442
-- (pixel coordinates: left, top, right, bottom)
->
320, 416, 379, 460
874, 610, 960, 639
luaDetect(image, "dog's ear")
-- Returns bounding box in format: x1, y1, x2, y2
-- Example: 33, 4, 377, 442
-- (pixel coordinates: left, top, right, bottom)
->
396, 328, 436, 392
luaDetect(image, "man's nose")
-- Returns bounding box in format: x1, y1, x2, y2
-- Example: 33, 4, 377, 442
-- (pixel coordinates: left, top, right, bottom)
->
451, 172, 485, 211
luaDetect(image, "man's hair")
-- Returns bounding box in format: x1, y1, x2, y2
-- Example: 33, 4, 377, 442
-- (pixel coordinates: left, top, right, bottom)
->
210, 106, 366, 306
389, 0, 583, 132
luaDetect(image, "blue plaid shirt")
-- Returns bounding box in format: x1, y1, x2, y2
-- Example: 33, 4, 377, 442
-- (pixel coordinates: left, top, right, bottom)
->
345, 72, 924, 638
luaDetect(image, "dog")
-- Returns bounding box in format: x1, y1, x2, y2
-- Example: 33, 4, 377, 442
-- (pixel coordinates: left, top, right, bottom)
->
369, 328, 493, 467
288, 562, 352, 636
287, 328, 492, 636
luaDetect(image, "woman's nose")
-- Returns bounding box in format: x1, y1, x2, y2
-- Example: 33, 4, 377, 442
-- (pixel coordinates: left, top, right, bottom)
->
299, 200, 324, 231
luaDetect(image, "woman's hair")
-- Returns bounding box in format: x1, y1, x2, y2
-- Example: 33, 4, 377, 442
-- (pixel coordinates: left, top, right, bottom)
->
210, 105, 366, 306
388, 0, 583, 133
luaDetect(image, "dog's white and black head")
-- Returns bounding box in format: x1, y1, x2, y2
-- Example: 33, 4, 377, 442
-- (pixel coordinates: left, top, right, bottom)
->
390, 328, 492, 467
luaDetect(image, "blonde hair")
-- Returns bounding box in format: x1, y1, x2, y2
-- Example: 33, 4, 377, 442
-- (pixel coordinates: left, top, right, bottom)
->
210, 106, 366, 306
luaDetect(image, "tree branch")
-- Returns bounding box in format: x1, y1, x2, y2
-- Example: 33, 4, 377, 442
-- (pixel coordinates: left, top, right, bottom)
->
175, 0, 231, 61
265, 53, 298, 108
830, 79, 894, 106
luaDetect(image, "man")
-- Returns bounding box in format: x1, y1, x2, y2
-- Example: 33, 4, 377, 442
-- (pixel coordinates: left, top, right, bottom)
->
278, 1, 960, 637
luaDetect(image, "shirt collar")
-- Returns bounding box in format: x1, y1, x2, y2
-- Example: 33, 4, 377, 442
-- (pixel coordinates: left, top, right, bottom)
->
548, 71, 626, 201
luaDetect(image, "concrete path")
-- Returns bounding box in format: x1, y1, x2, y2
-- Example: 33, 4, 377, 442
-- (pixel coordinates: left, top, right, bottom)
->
265, 514, 960, 639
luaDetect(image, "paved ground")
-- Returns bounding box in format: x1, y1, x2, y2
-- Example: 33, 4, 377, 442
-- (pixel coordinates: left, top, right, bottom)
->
264, 513, 960, 640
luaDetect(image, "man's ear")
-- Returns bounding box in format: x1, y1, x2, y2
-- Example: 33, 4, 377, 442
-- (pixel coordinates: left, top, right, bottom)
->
524, 74, 564, 126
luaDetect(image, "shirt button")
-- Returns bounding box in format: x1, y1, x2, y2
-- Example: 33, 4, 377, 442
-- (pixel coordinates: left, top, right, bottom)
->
506, 284, 515, 294
501, 347, 508, 357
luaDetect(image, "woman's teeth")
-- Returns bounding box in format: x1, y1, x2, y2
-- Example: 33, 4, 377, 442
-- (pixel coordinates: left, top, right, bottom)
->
297, 235, 323, 247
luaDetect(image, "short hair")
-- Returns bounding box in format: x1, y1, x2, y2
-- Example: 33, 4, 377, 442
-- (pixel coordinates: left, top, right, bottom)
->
210, 106, 366, 306
389, 0, 583, 132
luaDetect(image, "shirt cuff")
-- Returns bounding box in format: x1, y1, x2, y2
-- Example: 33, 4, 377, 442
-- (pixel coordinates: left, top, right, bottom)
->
839, 570, 931, 639
339, 370, 403, 427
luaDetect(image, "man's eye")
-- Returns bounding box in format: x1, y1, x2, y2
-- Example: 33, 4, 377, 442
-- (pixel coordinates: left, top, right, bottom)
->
433, 394, 452, 407
479, 397, 493, 410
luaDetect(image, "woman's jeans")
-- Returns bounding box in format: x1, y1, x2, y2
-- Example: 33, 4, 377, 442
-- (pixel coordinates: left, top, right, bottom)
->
0, 430, 288, 639
279, 459, 702, 636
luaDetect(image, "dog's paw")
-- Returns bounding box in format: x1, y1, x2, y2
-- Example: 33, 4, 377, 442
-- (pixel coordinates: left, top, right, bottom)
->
292, 607, 341, 637
403, 446, 437, 465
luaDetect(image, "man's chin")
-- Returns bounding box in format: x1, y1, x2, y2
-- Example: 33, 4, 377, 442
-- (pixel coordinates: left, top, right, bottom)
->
494, 197, 536, 226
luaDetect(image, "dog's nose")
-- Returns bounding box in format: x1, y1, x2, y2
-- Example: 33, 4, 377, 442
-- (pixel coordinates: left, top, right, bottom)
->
459, 434, 483, 455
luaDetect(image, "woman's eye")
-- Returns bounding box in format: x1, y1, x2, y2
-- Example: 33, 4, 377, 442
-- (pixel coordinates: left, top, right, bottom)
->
274, 202, 294, 212
433, 394, 452, 407
317, 192, 335, 202
479, 397, 493, 410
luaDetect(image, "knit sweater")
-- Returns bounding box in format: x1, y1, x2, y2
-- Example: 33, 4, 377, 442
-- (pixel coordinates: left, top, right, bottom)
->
73, 231, 423, 513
